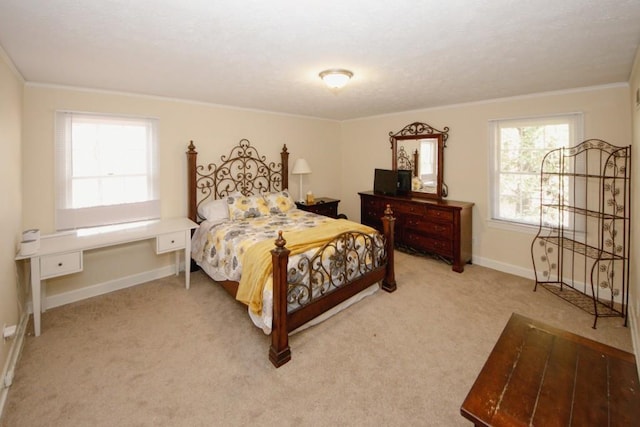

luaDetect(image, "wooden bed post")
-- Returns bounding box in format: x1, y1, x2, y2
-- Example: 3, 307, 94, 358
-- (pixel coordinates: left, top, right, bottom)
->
269, 231, 292, 367
280, 144, 289, 191
381, 205, 397, 292
186, 141, 198, 222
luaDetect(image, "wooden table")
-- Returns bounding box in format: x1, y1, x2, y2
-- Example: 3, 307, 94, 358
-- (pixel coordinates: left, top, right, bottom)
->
460, 313, 640, 426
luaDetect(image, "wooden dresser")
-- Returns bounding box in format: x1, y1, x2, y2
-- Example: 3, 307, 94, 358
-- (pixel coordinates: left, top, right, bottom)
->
359, 191, 473, 272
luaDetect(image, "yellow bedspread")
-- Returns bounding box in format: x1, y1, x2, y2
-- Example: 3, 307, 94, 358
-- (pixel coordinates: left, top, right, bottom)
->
236, 219, 377, 315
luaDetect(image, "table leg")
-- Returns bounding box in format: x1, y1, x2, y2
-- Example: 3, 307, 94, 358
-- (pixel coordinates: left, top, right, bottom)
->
185, 231, 191, 290
41, 279, 47, 312
30, 257, 41, 336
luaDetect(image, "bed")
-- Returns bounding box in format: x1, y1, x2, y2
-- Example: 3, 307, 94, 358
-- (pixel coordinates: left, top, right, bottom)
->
186, 139, 396, 367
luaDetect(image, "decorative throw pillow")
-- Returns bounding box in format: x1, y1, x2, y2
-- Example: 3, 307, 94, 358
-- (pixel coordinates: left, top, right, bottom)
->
197, 198, 230, 224
264, 190, 296, 214
227, 193, 270, 220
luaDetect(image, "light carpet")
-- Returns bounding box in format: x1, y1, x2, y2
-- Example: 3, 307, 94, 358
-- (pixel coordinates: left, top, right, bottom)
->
1, 251, 633, 426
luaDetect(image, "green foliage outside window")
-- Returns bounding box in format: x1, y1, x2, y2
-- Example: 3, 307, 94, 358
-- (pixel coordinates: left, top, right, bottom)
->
495, 121, 574, 225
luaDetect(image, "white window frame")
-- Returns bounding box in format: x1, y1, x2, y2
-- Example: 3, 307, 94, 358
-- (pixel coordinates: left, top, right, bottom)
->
488, 112, 584, 232
55, 111, 160, 230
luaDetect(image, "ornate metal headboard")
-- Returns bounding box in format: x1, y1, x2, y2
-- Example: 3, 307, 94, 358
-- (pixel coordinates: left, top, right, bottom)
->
186, 139, 289, 222
396, 145, 419, 177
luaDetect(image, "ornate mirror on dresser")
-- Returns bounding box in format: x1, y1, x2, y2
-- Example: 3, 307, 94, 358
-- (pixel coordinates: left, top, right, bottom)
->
360, 120, 474, 272
390, 121, 448, 199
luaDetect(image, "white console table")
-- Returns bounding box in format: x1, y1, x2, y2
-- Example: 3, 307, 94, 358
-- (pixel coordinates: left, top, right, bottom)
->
15, 218, 198, 336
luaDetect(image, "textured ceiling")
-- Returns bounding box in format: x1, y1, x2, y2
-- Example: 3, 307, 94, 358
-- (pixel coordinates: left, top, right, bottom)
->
1, 0, 639, 120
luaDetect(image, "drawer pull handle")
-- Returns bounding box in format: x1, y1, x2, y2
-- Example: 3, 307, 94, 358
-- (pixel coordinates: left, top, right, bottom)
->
171, 240, 175, 244
58, 262, 63, 267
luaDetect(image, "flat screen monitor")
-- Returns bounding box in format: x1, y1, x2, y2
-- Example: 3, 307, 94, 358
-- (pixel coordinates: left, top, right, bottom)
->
374, 168, 398, 196
397, 170, 411, 195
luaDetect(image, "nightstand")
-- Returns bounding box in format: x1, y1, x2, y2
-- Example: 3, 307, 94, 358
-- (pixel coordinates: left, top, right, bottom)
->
295, 197, 340, 218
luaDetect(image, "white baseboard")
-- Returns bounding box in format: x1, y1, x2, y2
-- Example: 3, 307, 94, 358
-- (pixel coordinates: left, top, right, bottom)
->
28, 265, 181, 313
472, 255, 624, 304
0, 313, 29, 419
471, 255, 536, 280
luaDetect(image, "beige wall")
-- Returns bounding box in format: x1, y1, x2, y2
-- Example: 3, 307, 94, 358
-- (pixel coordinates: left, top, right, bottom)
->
629, 45, 640, 354
21, 85, 341, 297
339, 85, 632, 277
0, 53, 24, 379
18, 77, 637, 325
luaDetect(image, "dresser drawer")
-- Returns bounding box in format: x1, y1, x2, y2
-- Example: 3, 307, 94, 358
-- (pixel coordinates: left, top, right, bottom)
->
389, 201, 424, 215
362, 197, 385, 213
361, 198, 386, 229
404, 232, 452, 256
390, 202, 454, 222
40, 252, 83, 279
156, 231, 186, 254
315, 204, 337, 217
307, 202, 338, 218
424, 207, 454, 221
297, 198, 341, 219
404, 215, 452, 238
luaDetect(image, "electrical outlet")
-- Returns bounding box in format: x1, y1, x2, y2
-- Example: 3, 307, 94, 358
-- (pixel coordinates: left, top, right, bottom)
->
4, 369, 14, 387
2, 324, 17, 341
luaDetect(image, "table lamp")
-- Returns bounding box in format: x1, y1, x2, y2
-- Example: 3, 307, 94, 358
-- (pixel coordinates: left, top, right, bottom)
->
292, 158, 312, 202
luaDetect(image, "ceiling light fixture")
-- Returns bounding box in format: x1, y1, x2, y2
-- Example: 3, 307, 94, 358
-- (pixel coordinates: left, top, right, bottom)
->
319, 69, 353, 89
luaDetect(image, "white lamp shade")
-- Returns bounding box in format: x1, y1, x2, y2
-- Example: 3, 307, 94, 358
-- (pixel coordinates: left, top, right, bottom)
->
292, 158, 312, 174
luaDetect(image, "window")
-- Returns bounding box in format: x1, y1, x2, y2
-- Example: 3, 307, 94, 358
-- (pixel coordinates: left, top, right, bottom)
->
489, 113, 583, 227
55, 112, 160, 230
419, 138, 436, 185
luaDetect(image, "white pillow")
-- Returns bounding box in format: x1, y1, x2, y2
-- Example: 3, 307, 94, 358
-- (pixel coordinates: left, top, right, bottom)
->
197, 199, 230, 223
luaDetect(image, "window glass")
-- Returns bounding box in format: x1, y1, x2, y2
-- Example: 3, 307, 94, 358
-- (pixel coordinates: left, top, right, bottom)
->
490, 113, 583, 226
55, 112, 160, 230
